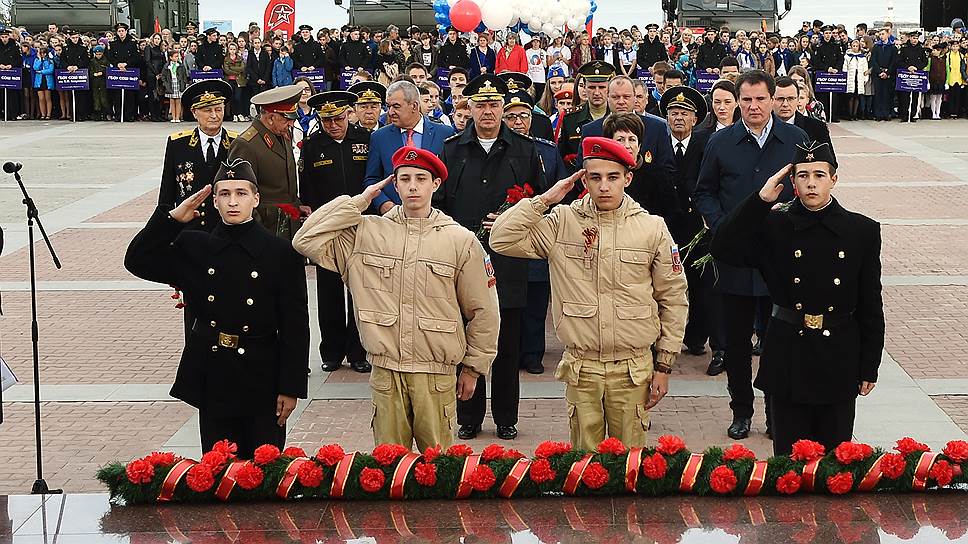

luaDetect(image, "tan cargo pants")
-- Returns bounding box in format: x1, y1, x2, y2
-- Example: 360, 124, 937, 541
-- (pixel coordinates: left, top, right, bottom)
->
370, 365, 458, 452
555, 350, 654, 451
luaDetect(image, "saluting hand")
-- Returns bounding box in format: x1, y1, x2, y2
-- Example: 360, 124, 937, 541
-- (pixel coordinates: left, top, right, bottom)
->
539, 169, 586, 208
759, 164, 792, 204
169, 185, 212, 223
361, 175, 394, 205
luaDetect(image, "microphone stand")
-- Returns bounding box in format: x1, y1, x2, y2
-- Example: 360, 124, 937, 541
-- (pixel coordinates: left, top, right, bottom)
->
9, 166, 63, 495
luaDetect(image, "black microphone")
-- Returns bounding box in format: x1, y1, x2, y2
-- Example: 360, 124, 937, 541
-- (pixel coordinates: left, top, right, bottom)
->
2, 162, 22, 174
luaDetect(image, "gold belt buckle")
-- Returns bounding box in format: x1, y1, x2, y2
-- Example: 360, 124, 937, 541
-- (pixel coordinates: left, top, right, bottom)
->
803, 313, 824, 330
218, 332, 240, 349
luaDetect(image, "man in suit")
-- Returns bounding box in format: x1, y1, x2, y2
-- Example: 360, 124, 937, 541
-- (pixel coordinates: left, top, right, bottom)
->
773, 77, 835, 164
870, 27, 899, 122
693, 70, 808, 441
362, 80, 456, 214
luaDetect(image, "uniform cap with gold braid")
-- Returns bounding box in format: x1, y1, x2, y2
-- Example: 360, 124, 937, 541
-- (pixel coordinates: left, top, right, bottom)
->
659, 85, 707, 121
392, 146, 448, 180
180, 79, 233, 121
307, 90, 357, 118
581, 136, 636, 169
577, 60, 617, 83
214, 158, 258, 187
464, 74, 508, 102
251, 85, 303, 119
348, 81, 386, 104
504, 90, 535, 110
793, 140, 838, 169
499, 72, 533, 93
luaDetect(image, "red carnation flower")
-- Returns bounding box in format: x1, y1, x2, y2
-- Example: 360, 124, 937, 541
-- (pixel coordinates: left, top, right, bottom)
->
790, 440, 826, 462
316, 444, 345, 467
775, 471, 801, 494
296, 462, 324, 488
211, 439, 238, 457
143, 451, 178, 467
200, 450, 230, 472
895, 437, 930, 457
834, 442, 873, 465
253, 445, 281, 466
481, 444, 506, 463
186, 463, 215, 493
372, 443, 409, 466
276, 204, 302, 220
597, 437, 627, 455
503, 449, 526, 460
656, 435, 686, 456
709, 465, 738, 494
722, 444, 756, 462
360, 467, 386, 493
283, 446, 308, 458
446, 444, 475, 457
826, 472, 854, 495
929, 459, 955, 488
125, 458, 155, 485
880, 453, 907, 480
943, 440, 968, 464
529, 458, 557, 483
414, 462, 437, 487
534, 441, 572, 459
641, 452, 668, 480
423, 445, 442, 462
235, 463, 264, 490
581, 462, 610, 489
468, 464, 497, 492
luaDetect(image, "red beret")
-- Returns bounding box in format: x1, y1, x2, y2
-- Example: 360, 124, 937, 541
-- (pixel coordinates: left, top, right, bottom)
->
581, 137, 636, 169
391, 146, 448, 180
554, 89, 574, 100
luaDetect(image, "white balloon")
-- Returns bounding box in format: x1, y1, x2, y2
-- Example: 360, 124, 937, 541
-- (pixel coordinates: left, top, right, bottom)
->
481, 0, 515, 29
542, 22, 557, 35
528, 21, 543, 33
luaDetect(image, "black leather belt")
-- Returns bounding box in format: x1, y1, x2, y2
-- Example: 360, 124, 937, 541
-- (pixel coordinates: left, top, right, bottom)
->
771, 305, 854, 330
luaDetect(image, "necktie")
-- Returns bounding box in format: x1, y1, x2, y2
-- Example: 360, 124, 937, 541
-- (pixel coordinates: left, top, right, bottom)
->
675, 142, 685, 162
206, 138, 216, 166
405, 129, 415, 147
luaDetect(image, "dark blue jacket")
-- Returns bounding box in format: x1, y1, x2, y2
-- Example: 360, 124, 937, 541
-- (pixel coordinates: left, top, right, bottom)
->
577, 112, 677, 182
468, 46, 496, 80
693, 114, 808, 296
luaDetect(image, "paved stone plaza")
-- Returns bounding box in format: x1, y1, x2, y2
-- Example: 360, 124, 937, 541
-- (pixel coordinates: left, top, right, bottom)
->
1, 118, 967, 501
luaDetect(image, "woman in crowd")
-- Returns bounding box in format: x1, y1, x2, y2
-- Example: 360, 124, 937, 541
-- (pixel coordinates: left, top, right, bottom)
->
32, 43, 54, 120
246, 37, 272, 99
615, 35, 637, 78
416, 33, 436, 72
496, 32, 527, 74
702, 79, 738, 131
469, 33, 496, 79
789, 65, 825, 121
223, 42, 247, 121
569, 32, 596, 74
396, 38, 416, 74
754, 40, 775, 76
291, 76, 318, 146
374, 39, 398, 86
946, 41, 967, 118
843, 39, 869, 121
525, 36, 548, 99
143, 32, 166, 121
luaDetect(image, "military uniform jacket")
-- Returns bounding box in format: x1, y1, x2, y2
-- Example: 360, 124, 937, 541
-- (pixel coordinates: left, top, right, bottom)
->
158, 127, 238, 232
898, 44, 929, 71
124, 207, 310, 417
299, 124, 370, 209
437, 123, 548, 309
558, 104, 596, 166
228, 119, 301, 237
292, 38, 325, 70
107, 35, 141, 70
195, 41, 225, 71
709, 195, 884, 404
811, 39, 844, 72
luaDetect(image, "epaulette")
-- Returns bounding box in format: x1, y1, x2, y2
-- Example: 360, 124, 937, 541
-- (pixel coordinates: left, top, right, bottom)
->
508, 130, 533, 142
225, 130, 240, 139
169, 129, 193, 140
534, 137, 555, 147
444, 132, 462, 142
239, 126, 259, 142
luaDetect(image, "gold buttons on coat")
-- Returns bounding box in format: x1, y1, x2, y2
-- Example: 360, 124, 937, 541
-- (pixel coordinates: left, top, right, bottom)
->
207, 295, 215, 302
794, 250, 802, 258
210, 321, 216, 328
238, 348, 245, 355
838, 251, 845, 258
208, 268, 215, 275
834, 278, 841, 285
795, 303, 803, 310
794, 277, 801, 284
251, 271, 259, 279
246, 298, 254, 306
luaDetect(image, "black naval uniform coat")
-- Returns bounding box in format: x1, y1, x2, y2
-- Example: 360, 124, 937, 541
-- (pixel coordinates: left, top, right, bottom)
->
124, 208, 310, 427
298, 124, 370, 209
158, 127, 237, 232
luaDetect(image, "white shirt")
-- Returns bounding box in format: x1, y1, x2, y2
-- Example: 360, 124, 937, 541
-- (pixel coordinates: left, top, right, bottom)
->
715, 121, 729, 131
671, 134, 691, 154
200, 129, 222, 151
402, 116, 425, 135
782, 114, 796, 124
526, 49, 547, 83
478, 136, 497, 153
742, 114, 774, 148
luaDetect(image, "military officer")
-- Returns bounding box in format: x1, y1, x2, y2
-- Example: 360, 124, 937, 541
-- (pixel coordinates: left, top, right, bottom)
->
292, 147, 500, 452
292, 24, 326, 72
489, 137, 689, 450
300, 90, 372, 373
348, 81, 386, 132
437, 74, 549, 440
709, 141, 885, 456
499, 72, 555, 141
558, 61, 616, 168
229, 85, 305, 239
125, 158, 310, 457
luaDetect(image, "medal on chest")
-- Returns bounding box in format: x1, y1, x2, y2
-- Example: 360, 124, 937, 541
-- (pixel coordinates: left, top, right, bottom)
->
176, 161, 195, 198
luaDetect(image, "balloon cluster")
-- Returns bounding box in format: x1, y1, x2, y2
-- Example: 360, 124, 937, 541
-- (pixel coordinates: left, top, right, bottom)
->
433, 0, 596, 37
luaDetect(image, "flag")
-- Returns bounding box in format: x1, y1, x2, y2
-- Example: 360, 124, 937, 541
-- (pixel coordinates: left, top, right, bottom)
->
264, 0, 297, 40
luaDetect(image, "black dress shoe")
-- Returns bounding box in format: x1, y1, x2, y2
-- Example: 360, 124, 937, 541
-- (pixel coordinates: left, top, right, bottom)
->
496, 425, 518, 440
525, 360, 545, 374
321, 360, 341, 372
687, 345, 707, 356
458, 424, 481, 440
727, 418, 751, 440
752, 338, 763, 356
706, 351, 725, 376
350, 360, 371, 373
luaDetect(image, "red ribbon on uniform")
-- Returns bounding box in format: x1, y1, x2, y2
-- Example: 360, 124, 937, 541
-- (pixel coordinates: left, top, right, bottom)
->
562, 454, 593, 495
276, 457, 311, 499
912, 452, 940, 491
498, 458, 531, 498
157, 459, 196, 502
678, 453, 704, 493
390, 452, 421, 499
456, 454, 482, 499
214, 461, 247, 501
330, 452, 357, 499
744, 460, 769, 496
625, 447, 644, 493
857, 454, 886, 492
802, 459, 821, 492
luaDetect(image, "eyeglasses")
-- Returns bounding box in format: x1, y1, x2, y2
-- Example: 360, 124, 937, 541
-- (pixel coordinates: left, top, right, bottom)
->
503, 112, 532, 122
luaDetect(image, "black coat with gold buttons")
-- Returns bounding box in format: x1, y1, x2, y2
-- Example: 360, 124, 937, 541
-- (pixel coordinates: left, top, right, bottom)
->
709, 194, 885, 405
125, 207, 310, 417
157, 127, 237, 232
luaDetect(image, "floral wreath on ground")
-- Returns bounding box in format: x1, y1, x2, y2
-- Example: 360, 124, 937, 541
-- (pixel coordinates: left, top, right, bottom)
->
96, 436, 968, 504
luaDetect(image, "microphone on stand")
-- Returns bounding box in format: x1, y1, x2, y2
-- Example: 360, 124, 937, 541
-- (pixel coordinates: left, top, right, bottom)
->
2, 162, 23, 174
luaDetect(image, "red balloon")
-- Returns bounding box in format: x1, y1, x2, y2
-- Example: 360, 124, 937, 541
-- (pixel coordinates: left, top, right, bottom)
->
450, 0, 482, 33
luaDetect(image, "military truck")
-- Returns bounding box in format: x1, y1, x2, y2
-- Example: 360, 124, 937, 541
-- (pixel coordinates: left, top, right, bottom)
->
664, 0, 792, 33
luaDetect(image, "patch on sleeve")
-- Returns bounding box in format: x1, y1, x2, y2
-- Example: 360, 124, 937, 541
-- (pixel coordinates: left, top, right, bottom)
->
671, 244, 683, 274
484, 253, 497, 288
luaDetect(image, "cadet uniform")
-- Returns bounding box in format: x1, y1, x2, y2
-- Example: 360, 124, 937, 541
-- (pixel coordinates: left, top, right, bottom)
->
125, 159, 310, 457
106, 22, 141, 122
490, 137, 689, 450
229, 85, 303, 239
558, 61, 617, 169
292, 25, 325, 71
897, 31, 929, 123
292, 147, 500, 451
709, 142, 885, 456
348, 81, 386, 132
300, 90, 371, 372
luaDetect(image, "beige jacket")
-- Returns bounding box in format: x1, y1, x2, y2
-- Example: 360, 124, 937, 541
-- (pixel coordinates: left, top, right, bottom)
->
489, 195, 688, 366
292, 195, 500, 376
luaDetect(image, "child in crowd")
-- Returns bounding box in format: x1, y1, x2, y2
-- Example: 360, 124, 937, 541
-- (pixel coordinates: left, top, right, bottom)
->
272, 47, 294, 87
161, 50, 188, 122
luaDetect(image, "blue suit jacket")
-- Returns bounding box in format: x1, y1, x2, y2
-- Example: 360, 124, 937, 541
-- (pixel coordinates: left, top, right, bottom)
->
693, 114, 808, 296
577, 113, 677, 181
363, 117, 456, 211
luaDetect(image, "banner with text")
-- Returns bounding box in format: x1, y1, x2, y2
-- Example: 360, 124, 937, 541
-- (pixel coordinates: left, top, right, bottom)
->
191, 69, 224, 83
695, 72, 718, 93
814, 71, 847, 93
292, 68, 327, 90
636, 68, 655, 89
106, 68, 141, 90
56, 69, 90, 91
436, 68, 450, 90
0, 69, 22, 90
895, 70, 929, 92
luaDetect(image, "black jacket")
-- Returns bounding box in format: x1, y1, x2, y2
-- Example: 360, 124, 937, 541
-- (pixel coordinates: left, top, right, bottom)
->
338, 39, 370, 69
124, 208, 309, 417
437, 123, 548, 309
143, 44, 166, 78
696, 39, 727, 71
437, 39, 469, 69
245, 49, 273, 88
195, 40, 225, 71
158, 127, 236, 232
299, 124, 370, 209
60, 40, 90, 69
672, 127, 711, 246
636, 37, 668, 70
897, 43, 929, 71
625, 156, 683, 240
870, 42, 899, 78
793, 112, 835, 163
811, 38, 843, 72
0, 39, 20, 68
292, 37, 325, 70
710, 195, 884, 404
107, 35, 142, 69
